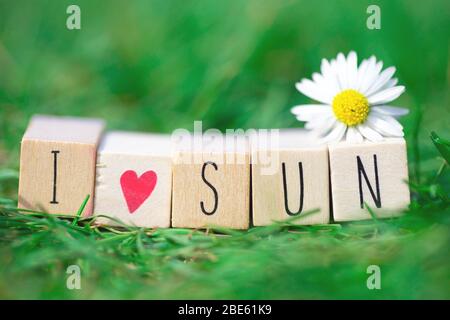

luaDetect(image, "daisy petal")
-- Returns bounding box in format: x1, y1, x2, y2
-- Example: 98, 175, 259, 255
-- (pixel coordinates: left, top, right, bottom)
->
304, 114, 333, 130
359, 57, 382, 94
321, 58, 337, 81
357, 56, 375, 92
312, 73, 336, 102
299, 111, 334, 129
346, 51, 358, 89
321, 122, 347, 143
319, 60, 341, 96
313, 117, 337, 137
321, 58, 332, 75
381, 78, 398, 90
372, 105, 409, 117
365, 66, 396, 96
376, 114, 404, 131
336, 53, 348, 89
367, 114, 404, 137
296, 79, 331, 104
291, 104, 331, 120
329, 59, 342, 90
368, 86, 405, 105
357, 124, 384, 142
355, 58, 369, 89
345, 126, 363, 143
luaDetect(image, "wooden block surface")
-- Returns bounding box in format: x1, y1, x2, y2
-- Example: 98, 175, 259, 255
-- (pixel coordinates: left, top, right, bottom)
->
93, 131, 173, 228
18, 115, 105, 216
251, 129, 330, 225
171, 134, 250, 229
329, 138, 410, 221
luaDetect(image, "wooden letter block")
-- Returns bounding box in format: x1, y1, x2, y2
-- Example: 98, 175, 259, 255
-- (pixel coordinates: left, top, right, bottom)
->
171, 134, 250, 229
252, 129, 330, 225
93, 132, 172, 228
18, 115, 105, 216
329, 138, 410, 221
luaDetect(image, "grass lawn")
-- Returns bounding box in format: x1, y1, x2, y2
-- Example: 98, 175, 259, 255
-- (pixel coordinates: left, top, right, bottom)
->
0, 0, 449, 299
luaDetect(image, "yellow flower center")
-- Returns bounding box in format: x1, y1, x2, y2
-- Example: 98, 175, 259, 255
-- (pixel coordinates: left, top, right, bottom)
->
332, 89, 370, 126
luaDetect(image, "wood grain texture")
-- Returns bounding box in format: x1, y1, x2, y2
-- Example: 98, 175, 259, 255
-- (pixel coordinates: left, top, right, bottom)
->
18, 115, 105, 216
93, 131, 172, 228
329, 138, 410, 222
251, 129, 330, 226
171, 134, 250, 229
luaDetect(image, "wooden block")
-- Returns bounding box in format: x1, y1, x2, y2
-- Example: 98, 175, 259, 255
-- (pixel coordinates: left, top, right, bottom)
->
93, 131, 172, 228
251, 129, 330, 226
329, 138, 410, 221
171, 133, 250, 229
18, 115, 105, 216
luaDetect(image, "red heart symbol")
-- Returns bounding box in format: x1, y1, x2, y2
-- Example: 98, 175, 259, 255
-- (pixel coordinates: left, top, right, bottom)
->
120, 170, 157, 214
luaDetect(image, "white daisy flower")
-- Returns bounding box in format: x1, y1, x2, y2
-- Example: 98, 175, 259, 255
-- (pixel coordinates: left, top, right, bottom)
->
291, 51, 409, 143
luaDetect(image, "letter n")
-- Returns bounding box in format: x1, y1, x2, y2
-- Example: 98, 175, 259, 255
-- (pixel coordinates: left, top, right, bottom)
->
357, 155, 381, 209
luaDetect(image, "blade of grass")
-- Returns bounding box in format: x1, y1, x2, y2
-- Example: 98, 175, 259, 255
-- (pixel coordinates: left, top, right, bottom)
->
72, 194, 90, 226
431, 131, 450, 164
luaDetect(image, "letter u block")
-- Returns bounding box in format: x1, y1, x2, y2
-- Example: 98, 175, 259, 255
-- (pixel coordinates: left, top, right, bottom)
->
171, 133, 250, 229
329, 138, 410, 221
251, 129, 330, 225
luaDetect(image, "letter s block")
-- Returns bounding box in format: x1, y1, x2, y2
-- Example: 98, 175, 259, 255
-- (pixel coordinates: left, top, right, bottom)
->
18, 115, 105, 216
329, 138, 410, 221
171, 134, 250, 229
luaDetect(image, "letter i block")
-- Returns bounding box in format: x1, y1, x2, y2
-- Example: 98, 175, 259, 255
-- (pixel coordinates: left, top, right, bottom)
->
329, 138, 410, 221
252, 129, 330, 225
171, 134, 250, 229
18, 115, 105, 216
93, 132, 173, 228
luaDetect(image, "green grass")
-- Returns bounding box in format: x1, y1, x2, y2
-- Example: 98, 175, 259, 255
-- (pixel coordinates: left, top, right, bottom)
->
0, 0, 449, 299
0, 160, 448, 299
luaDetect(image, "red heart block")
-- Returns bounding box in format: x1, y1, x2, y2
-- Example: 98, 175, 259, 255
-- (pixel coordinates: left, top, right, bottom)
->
120, 170, 158, 214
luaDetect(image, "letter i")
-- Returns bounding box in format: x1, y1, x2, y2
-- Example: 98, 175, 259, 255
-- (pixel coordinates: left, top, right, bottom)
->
50, 150, 60, 204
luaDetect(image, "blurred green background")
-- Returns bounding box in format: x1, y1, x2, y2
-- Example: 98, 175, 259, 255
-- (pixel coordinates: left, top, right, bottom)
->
1, 1, 448, 165
0, 0, 448, 299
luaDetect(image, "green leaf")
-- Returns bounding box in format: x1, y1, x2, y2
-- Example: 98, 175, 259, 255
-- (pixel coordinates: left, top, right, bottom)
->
431, 131, 450, 164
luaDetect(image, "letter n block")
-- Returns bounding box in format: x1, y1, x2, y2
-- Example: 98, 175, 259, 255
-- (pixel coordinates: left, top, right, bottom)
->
329, 138, 410, 221
171, 134, 250, 229
252, 129, 330, 225
18, 115, 105, 216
